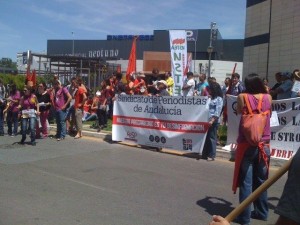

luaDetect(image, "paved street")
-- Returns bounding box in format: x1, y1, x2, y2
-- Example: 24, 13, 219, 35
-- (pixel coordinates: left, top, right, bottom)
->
0, 135, 287, 225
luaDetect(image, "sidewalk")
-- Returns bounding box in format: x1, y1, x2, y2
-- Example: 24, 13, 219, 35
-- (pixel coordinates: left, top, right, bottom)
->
49, 124, 285, 168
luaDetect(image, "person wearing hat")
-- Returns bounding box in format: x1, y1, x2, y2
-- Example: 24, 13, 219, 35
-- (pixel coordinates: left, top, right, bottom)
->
270, 72, 293, 100
291, 69, 300, 98
133, 72, 147, 95
156, 80, 170, 96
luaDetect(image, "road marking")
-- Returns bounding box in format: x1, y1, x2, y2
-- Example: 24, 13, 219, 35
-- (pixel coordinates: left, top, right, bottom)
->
39, 170, 119, 194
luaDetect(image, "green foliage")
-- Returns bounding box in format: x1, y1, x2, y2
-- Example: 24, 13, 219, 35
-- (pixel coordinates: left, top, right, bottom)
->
0, 58, 17, 70
0, 73, 45, 90
217, 124, 227, 146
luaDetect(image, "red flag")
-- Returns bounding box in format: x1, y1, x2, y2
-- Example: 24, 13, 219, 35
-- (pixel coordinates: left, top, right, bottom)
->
126, 36, 138, 81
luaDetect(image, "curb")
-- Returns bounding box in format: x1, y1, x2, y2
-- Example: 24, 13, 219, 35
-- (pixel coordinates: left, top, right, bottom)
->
49, 126, 286, 168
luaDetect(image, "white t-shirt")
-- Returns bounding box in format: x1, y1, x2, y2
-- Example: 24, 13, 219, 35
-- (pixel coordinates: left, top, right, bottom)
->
182, 79, 195, 96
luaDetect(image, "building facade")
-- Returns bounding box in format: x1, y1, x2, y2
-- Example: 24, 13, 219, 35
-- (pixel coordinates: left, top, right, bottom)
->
47, 29, 244, 83
243, 0, 300, 85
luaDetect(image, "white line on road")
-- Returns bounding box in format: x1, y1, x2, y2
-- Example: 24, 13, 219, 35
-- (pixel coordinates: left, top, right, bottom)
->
39, 170, 119, 194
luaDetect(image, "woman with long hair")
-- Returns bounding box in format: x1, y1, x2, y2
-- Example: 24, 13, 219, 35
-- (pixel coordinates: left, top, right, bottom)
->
36, 82, 51, 138
233, 73, 272, 225
201, 81, 223, 160
18, 85, 40, 145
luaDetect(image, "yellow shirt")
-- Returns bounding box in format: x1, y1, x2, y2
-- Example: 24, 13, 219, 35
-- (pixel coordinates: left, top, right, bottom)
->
166, 77, 174, 96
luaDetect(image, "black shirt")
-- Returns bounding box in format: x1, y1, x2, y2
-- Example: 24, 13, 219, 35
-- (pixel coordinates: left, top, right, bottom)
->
36, 92, 51, 111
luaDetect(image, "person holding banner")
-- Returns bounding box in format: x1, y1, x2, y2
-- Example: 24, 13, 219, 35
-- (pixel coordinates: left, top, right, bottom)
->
233, 73, 272, 225
18, 86, 40, 146
201, 81, 223, 161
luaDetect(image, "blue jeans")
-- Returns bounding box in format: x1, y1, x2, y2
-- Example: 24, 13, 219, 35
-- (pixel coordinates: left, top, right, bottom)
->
202, 122, 219, 159
0, 106, 4, 134
237, 145, 270, 224
56, 110, 66, 138
7, 110, 19, 135
21, 117, 36, 143
85, 113, 97, 121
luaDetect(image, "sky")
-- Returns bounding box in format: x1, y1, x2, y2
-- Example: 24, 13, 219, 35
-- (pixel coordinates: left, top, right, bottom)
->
0, 0, 246, 60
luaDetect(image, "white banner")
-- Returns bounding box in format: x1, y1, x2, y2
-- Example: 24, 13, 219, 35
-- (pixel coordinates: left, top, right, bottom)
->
169, 30, 187, 96
226, 95, 300, 160
112, 95, 209, 153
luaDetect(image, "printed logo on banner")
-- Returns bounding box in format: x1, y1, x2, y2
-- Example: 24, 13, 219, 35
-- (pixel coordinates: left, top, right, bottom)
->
125, 131, 138, 142
149, 135, 167, 144
172, 38, 185, 45
149, 135, 154, 142
182, 138, 193, 151
232, 101, 238, 115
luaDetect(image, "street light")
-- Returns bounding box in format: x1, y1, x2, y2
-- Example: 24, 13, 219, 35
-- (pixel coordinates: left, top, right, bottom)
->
207, 22, 217, 78
207, 46, 213, 78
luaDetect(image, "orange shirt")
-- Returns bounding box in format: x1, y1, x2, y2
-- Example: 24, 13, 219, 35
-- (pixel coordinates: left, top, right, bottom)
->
74, 86, 86, 109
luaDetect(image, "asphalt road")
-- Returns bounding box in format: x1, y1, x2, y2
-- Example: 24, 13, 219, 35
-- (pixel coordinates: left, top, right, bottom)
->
0, 135, 287, 225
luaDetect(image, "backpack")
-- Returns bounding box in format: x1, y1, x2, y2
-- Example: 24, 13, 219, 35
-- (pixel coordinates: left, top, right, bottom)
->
240, 94, 269, 146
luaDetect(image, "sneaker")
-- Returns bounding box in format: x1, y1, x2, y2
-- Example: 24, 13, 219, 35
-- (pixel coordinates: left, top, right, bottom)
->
31, 142, 36, 146
57, 138, 61, 141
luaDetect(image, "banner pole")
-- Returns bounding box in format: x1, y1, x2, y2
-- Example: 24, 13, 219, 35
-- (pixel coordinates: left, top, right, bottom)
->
225, 157, 293, 222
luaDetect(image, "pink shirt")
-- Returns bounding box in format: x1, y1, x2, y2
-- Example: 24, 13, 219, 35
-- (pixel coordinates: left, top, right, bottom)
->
9, 91, 21, 112
54, 87, 69, 110
22, 94, 36, 110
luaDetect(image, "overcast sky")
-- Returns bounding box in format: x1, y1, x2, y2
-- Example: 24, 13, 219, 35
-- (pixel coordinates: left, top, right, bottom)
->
0, 0, 246, 60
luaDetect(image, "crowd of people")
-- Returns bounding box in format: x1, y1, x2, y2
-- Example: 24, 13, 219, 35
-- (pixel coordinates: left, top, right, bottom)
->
0, 68, 299, 225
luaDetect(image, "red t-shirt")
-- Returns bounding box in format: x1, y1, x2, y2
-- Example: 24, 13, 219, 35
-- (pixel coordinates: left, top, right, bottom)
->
74, 86, 86, 109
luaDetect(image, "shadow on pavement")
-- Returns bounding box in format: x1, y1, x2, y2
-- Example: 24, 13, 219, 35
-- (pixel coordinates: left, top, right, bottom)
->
197, 196, 235, 217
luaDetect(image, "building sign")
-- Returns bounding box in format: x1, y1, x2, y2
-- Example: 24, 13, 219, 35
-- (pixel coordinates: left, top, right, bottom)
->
107, 35, 154, 41
88, 49, 119, 58
186, 30, 198, 42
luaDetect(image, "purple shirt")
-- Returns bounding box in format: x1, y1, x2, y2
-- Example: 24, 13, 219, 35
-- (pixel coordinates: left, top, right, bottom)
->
54, 87, 69, 110
237, 94, 271, 143
9, 91, 21, 112
22, 94, 36, 110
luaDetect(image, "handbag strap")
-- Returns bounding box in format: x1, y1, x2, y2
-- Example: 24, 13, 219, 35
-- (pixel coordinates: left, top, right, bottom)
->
243, 94, 263, 115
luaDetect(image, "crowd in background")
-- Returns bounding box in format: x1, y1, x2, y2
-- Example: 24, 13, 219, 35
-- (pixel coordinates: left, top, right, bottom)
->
0, 68, 299, 147
1, 68, 299, 225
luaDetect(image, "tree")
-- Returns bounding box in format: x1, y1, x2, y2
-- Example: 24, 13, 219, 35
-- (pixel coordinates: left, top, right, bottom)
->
0, 58, 17, 70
